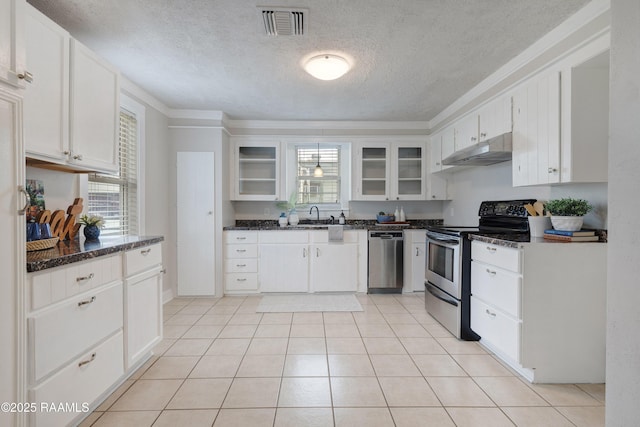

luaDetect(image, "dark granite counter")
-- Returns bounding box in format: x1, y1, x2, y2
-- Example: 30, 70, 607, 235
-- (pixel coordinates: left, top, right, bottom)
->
27, 235, 164, 273
224, 219, 442, 231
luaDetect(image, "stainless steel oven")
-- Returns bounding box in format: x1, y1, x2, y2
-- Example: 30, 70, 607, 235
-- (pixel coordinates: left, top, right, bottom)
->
425, 231, 461, 298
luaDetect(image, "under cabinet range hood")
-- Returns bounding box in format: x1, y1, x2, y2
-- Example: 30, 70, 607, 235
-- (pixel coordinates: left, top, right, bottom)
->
442, 132, 513, 166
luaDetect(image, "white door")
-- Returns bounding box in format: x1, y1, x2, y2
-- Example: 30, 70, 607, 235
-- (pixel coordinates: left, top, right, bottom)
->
177, 152, 215, 296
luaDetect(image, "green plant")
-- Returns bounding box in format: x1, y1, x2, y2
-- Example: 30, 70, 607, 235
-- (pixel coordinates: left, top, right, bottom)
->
79, 214, 105, 228
545, 198, 592, 216
276, 192, 306, 211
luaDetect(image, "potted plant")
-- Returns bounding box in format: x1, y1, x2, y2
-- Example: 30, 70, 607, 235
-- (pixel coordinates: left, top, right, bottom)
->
79, 214, 105, 241
545, 198, 592, 231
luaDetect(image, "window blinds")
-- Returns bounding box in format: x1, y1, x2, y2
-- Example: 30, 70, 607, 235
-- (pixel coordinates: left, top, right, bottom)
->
296, 146, 340, 204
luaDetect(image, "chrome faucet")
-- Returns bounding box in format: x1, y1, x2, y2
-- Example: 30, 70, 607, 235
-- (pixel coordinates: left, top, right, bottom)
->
309, 206, 320, 221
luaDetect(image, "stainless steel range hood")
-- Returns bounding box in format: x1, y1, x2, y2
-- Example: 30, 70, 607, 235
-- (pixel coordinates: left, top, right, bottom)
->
442, 132, 512, 166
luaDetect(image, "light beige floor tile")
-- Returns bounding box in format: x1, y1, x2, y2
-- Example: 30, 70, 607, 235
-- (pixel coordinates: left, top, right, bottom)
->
323, 312, 355, 324
218, 324, 258, 338
189, 355, 243, 378
110, 379, 182, 411
411, 313, 439, 325
166, 378, 233, 409
96, 380, 135, 411
254, 324, 291, 338
274, 407, 334, 427
213, 408, 276, 427
328, 354, 376, 376
379, 376, 440, 407
292, 312, 324, 324
260, 312, 293, 325
287, 337, 327, 354
383, 313, 419, 324
228, 313, 263, 325
78, 411, 103, 427
331, 377, 387, 407
163, 305, 182, 315
452, 354, 514, 376
236, 354, 285, 377
334, 407, 394, 427
324, 323, 361, 338
412, 354, 467, 377
377, 304, 409, 314
427, 377, 495, 407
163, 313, 174, 322
363, 337, 407, 355
246, 337, 289, 354
370, 354, 422, 376
222, 378, 281, 408
207, 305, 240, 315
399, 337, 447, 355
290, 323, 325, 338
353, 312, 386, 324
182, 325, 224, 339
165, 314, 203, 325
141, 356, 199, 379
390, 407, 455, 427
278, 377, 332, 407
501, 407, 575, 427
576, 383, 606, 403
165, 298, 193, 307
326, 337, 367, 354
179, 305, 211, 315
390, 324, 431, 338
196, 314, 233, 325
475, 377, 548, 406
422, 323, 455, 338
128, 356, 158, 380
162, 325, 190, 339
92, 410, 160, 427
446, 407, 514, 427
164, 339, 213, 356
357, 323, 396, 337
436, 337, 487, 354
154, 409, 219, 426
188, 297, 220, 306
555, 406, 605, 427
215, 298, 244, 306
283, 354, 328, 376
152, 338, 176, 356
526, 383, 603, 406
205, 338, 250, 356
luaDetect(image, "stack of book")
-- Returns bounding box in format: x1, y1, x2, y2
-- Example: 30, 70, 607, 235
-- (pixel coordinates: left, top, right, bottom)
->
543, 229, 599, 242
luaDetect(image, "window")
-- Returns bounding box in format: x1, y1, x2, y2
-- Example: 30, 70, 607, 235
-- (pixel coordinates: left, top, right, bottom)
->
296, 145, 341, 204
87, 97, 143, 235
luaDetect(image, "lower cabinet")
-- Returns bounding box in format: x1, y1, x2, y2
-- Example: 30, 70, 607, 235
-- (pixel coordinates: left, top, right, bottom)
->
309, 243, 358, 292
403, 230, 426, 292
259, 243, 309, 292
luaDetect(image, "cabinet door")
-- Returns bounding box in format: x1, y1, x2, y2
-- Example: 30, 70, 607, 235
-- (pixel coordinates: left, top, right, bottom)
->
69, 39, 119, 174
440, 126, 455, 170
23, 4, 70, 162
233, 140, 281, 201
479, 95, 512, 142
429, 133, 442, 173
393, 143, 426, 200
0, 0, 26, 88
310, 244, 358, 292
354, 142, 390, 200
126, 271, 162, 369
259, 244, 309, 292
403, 242, 426, 292
454, 114, 479, 151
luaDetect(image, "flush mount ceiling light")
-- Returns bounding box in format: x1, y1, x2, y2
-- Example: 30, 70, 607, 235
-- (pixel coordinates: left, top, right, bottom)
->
304, 54, 350, 80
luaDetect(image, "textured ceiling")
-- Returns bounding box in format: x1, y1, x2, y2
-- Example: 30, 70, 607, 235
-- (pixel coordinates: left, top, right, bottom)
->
27, 0, 590, 121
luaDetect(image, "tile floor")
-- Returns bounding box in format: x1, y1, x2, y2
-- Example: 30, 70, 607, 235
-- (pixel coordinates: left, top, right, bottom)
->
80, 293, 605, 427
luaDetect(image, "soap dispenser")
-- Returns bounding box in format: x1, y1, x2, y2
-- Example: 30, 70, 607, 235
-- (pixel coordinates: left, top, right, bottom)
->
339, 211, 346, 225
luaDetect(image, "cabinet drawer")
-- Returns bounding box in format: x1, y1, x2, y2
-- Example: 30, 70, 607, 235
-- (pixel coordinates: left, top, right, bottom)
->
472, 241, 521, 273
471, 261, 521, 318
471, 296, 520, 362
125, 243, 162, 276
225, 244, 258, 259
30, 282, 123, 382
224, 231, 258, 244
29, 331, 124, 427
225, 258, 258, 273
225, 273, 259, 291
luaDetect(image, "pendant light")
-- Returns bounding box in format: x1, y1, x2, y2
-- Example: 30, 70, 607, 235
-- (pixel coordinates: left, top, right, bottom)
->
314, 143, 323, 177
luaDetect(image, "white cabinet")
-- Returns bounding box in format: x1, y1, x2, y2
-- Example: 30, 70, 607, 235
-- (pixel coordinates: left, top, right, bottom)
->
124, 244, 163, 370
478, 95, 512, 143
0, 0, 27, 88
23, 4, 70, 163
231, 139, 282, 201
354, 142, 390, 200
392, 143, 426, 200
224, 231, 259, 293
403, 230, 426, 292
309, 231, 359, 292
470, 239, 607, 383
454, 114, 479, 152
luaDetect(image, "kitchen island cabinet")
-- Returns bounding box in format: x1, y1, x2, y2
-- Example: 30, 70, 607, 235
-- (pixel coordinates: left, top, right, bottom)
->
470, 237, 606, 383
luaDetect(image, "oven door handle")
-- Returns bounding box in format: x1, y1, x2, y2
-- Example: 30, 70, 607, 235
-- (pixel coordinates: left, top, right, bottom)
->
426, 283, 459, 307
427, 237, 460, 247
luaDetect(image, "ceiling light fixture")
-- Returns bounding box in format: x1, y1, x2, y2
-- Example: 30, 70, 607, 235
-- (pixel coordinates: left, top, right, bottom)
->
314, 143, 324, 177
304, 54, 350, 80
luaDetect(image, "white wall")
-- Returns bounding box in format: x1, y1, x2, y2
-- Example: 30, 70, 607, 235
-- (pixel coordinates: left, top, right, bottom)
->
25, 167, 79, 215
606, 0, 640, 424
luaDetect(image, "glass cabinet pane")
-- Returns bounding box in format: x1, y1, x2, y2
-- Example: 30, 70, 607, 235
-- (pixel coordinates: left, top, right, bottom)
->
237, 146, 277, 197
361, 147, 387, 196
396, 146, 422, 196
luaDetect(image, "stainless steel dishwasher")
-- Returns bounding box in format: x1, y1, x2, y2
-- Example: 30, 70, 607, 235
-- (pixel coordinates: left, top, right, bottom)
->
368, 231, 404, 293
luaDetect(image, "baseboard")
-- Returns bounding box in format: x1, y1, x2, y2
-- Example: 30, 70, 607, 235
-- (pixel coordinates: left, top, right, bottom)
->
162, 288, 174, 304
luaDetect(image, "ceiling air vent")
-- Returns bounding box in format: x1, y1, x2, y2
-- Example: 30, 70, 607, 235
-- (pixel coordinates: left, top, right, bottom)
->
260, 7, 306, 36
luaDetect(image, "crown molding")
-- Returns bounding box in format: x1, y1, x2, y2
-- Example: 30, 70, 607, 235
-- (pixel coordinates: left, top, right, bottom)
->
224, 119, 429, 132
120, 76, 170, 117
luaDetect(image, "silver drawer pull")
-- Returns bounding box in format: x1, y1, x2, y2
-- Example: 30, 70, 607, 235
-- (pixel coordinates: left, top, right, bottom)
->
486, 269, 496, 276
78, 352, 96, 367
76, 273, 94, 282
77, 296, 96, 307
236, 249, 246, 253
161, 268, 167, 274
236, 264, 247, 267
18, 71, 34, 83
236, 237, 247, 240
141, 248, 151, 255
485, 309, 496, 317
486, 246, 497, 252
236, 278, 247, 282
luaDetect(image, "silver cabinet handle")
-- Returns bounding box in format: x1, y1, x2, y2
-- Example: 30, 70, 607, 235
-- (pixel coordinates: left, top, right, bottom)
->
77, 296, 96, 307
141, 248, 151, 255
161, 268, 166, 274
236, 278, 247, 282
208, 211, 213, 215
18, 186, 30, 215
236, 249, 246, 253
236, 237, 247, 240
316, 248, 320, 257
76, 273, 95, 282
480, 132, 487, 138
18, 71, 34, 83
63, 150, 70, 156
236, 263, 247, 267
485, 269, 496, 276
548, 167, 558, 173
303, 248, 307, 258
471, 136, 477, 142
78, 352, 96, 367
485, 309, 496, 317
486, 246, 497, 252
73, 154, 83, 160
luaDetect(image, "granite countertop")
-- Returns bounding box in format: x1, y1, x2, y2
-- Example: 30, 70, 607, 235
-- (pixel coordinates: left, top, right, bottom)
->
26, 235, 164, 273
224, 219, 442, 231
469, 232, 607, 249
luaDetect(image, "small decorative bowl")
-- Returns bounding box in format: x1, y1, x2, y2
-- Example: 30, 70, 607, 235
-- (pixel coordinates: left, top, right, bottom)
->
376, 214, 395, 223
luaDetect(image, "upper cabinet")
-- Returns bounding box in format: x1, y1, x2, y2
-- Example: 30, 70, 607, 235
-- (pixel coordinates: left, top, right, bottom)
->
392, 143, 426, 200
23, 4, 119, 174
0, 0, 27, 88
478, 95, 512, 143
231, 139, 282, 201
454, 114, 479, 152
